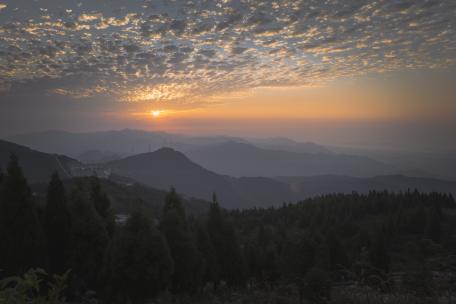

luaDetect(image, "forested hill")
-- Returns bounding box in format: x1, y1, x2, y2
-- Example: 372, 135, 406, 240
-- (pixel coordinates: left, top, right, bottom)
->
30, 176, 210, 217
1, 155, 456, 303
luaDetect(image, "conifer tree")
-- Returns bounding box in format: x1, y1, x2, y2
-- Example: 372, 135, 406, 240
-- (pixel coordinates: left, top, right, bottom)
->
195, 220, 219, 286
207, 194, 246, 287
104, 203, 173, 304
0, 155, 45, 275
89, 177, 115, 236
159, 188, 202, 294
68, 185, 109, 289
45, 172, 71, 274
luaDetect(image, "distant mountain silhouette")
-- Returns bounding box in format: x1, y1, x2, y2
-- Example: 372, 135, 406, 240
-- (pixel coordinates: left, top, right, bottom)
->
9, 129, 189, 158
106, 147, 294, 208
251, 137, 332, 154
0, 139, 78, 182
186, 141, 395, 177
9, 129, 247, 159
1, 139, 454, 209
105, 147, 456, 209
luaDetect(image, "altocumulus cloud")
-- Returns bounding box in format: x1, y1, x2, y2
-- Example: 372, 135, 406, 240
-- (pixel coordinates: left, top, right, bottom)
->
0, 0, 455, 105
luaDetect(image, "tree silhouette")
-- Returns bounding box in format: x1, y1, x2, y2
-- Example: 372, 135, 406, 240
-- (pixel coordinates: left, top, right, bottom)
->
68, 185, 109, 290
45, 172, 71, 274
104, 203, 173, 304
89, 177, 115, 236
0, 155, 45, 275
159, 188, 202, 294
207, 194, 246, 287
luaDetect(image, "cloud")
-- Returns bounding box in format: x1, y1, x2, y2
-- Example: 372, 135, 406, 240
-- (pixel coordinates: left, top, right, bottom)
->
0, 0, 455, 106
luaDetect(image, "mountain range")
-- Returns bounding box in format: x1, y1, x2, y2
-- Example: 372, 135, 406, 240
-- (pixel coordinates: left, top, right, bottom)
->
105, 148, 293, 208
1, 135, 455, 209
11, 129, 397, 178
186, 141, 395, 178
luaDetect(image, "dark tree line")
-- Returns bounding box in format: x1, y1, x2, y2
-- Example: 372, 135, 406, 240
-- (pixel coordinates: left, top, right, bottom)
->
1, 155, 456, 304
0, 156, 245, 303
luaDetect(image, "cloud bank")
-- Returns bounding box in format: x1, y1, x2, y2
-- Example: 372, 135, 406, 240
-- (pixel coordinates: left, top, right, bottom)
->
0, 0, 455, 105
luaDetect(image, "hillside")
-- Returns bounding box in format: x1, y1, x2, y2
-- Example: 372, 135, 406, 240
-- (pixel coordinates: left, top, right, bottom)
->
106, 147, 294, 209
0, 139, 78, 182
186, 141, 395, 178
30, 176, 210, 218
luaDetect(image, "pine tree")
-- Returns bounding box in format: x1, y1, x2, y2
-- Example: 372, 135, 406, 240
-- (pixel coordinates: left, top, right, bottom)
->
89, 177, 115, 236
207, 194, 246, 287
195, 220, 219, 287
104, 204, 173, 304
0, 155, 45, 275
45, 172, 71, 274
159, 188, 202, 294
68, 185, 109, 290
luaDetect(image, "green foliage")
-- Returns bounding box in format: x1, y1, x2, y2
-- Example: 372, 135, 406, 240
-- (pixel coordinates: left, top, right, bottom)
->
0, 268, 69, 304
104, 204, 173, 304
45, 173, 71, 274
280, 232, 315, 282
207, 196, 246, 287
1, 157, 456, 304
302, 268, 332, 304
160, 188, 203, 294
67, 185, 109, 290
369, 228, 390, 273
426, 205, 442, 243
0, 155, 45, 275
245, 225, 279, 286
195, 220, 219, 286
326, 230, 350, 274
89, 177, 115, 236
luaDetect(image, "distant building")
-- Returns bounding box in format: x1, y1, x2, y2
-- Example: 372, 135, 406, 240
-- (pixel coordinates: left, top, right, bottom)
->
69, 164, 111, 178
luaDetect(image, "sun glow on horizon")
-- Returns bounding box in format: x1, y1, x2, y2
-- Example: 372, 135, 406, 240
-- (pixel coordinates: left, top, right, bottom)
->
151, 110, 162, 118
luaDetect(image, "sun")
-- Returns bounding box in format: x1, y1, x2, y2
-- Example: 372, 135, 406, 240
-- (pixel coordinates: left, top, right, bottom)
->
151, 110, 161, 118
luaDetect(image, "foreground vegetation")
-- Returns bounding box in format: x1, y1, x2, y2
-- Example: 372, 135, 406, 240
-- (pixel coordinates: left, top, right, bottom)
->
0, 155, 455, 303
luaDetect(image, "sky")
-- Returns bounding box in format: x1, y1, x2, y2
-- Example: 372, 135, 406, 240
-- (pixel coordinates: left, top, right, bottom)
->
0, 0, 455, 151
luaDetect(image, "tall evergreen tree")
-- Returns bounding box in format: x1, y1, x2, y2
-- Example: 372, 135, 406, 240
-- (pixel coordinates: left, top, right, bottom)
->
104, 203, 173, 304
195, 220, 219, 286
89, 177, 115, 236
45, 172, 71, 274
159, 188, 202, 294
207, 194, 246, 287
0, 155, 45, 275
68, 185, 109, 290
